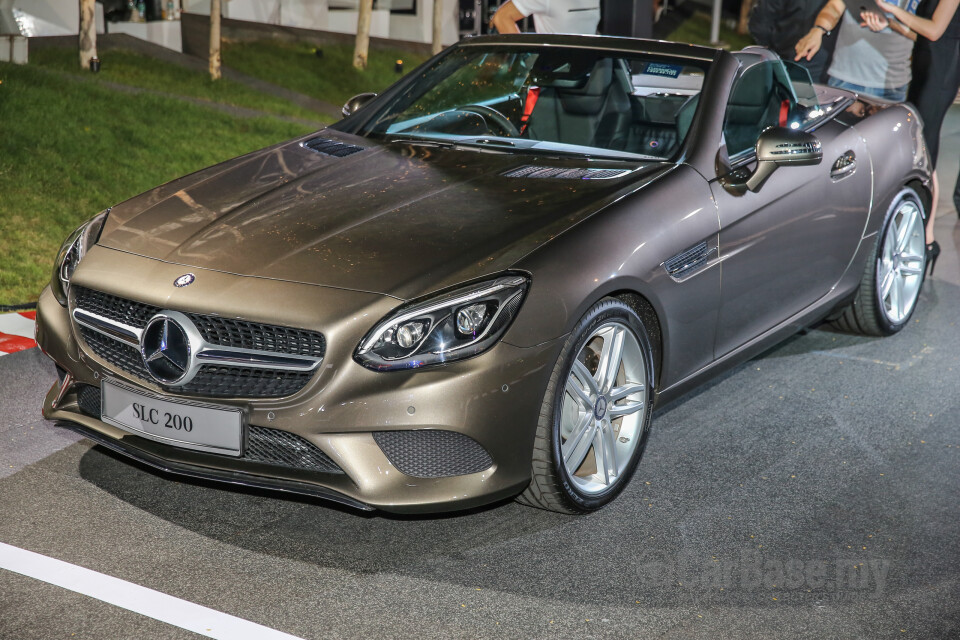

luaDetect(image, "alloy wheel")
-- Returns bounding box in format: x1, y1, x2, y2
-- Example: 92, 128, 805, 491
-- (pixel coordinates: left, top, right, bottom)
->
559, 321, 648, 495
878, 198, 925, 324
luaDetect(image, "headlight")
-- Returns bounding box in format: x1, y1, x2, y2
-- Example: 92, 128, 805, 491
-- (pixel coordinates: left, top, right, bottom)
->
355, 274, 529, 371
51, 210, 109, 306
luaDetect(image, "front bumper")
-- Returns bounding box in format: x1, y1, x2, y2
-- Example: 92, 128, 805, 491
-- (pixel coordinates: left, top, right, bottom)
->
36, 260, 564, 513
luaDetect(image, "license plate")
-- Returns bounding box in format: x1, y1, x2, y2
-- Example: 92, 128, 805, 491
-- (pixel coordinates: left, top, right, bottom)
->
100, 380, 243, 456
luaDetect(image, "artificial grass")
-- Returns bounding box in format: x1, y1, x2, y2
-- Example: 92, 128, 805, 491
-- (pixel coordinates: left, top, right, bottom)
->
29, 46, 325, 123
0, 62, 313, 305
223, 39, 426, 108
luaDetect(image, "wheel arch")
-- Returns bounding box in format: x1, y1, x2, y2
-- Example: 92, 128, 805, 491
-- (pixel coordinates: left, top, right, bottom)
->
906, 178, 932, 220
608, 289, 663, 392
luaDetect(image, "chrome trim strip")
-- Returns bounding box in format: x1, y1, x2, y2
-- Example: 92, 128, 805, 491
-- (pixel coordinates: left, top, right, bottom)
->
73, 307, 142, 346
196, 348, 321, 372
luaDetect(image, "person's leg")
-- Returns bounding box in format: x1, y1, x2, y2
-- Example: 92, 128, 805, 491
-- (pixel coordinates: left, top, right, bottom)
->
929, 171, 938, 245
799, 48, 830, 85
954, 165, 960, 217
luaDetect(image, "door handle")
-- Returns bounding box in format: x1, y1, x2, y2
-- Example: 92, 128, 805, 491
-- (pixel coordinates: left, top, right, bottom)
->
831, 151, 857, 179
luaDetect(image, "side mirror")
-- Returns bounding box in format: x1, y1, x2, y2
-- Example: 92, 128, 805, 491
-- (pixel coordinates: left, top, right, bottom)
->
745, 127, 822, 192
342, 92, 378, 119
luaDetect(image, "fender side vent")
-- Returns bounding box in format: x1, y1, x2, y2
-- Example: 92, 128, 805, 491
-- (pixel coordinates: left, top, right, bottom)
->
502, 165, 631, 180
663, 240, 716, 280
301, 137, 365, 158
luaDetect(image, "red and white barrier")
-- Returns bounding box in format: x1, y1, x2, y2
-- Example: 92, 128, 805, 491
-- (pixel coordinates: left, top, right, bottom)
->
0, 311, 37, 356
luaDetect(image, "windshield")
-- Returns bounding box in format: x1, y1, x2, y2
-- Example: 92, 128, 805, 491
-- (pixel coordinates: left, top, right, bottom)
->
345, 46, 712, 160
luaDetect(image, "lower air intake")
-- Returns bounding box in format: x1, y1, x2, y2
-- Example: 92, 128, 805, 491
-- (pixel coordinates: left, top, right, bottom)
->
245, 425, 343, 474
373, 430, 493, 478
71, 385, 341, 474
77, 384, 101, 418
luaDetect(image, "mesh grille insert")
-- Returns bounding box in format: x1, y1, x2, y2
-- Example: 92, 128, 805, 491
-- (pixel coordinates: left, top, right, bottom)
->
75, 287, 159, 327
246, 425, 343, 473
188, 315, 325, 358
373, 430, 493, 478
178, 366, 315, 399
77, 384, 101, 418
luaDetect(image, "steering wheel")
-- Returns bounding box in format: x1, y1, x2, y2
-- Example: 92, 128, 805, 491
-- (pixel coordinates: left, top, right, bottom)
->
458, 104, 521, 137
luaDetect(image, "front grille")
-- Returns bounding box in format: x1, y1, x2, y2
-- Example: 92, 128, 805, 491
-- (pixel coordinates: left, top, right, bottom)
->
77, 327, 313, 399
373, 430, 493, 478
73, 287, 325, 399
76, 286, 159, 327
79, 326, 152, 380
246, 425, 342, 473
178, 366, 315, 399
189, 316, 324, 358
70, 384, 342, 474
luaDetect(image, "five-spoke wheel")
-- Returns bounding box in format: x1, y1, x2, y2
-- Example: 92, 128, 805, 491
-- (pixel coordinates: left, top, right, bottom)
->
832, 186, 928, 336
519, 299, 654, 513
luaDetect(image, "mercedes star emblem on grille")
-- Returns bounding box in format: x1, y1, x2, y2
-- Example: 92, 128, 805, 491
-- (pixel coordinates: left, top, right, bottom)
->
140, 315, 192, 384
173, 273, 195, 287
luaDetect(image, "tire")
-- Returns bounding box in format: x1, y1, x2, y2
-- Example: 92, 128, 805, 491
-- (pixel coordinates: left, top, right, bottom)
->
517, 298, 655, 514
832, 187, 927, 336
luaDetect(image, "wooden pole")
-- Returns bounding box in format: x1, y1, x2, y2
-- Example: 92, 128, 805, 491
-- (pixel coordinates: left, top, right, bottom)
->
354, 0, 373, 70
209, 0, 222, 80
431, 0, 443, 55
78, 0, 97, 69
737, 0, 755, 35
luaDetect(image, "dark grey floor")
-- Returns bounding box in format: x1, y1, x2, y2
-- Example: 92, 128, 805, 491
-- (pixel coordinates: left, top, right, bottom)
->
1, 115, 958, 640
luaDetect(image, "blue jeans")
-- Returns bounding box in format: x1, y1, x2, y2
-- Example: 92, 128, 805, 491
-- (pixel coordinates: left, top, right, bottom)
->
827, 76, 908, 102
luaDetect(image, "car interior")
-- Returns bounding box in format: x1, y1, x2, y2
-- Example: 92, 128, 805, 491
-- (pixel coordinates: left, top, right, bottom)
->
379, 51, 708, 159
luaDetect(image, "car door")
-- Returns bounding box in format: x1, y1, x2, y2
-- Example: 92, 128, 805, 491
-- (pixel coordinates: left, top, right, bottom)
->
710, 60, 872, 358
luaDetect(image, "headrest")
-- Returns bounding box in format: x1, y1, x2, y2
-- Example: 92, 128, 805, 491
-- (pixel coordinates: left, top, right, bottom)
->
726, 63, 774, 124
729, 63, 774, 109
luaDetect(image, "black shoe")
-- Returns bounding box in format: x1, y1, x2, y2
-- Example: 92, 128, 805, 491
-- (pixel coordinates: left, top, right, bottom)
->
926, 240, 941, 276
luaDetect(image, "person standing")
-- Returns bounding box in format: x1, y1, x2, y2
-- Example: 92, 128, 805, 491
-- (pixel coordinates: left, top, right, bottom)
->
863, 0, 960, 268
749, 0, 832, 82
490, 0, 601, 35
795, 0, 914, 101
877, 0, 960, 235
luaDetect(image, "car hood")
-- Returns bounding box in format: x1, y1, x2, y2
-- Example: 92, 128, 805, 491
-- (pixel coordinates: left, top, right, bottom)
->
100, 132, 668, 300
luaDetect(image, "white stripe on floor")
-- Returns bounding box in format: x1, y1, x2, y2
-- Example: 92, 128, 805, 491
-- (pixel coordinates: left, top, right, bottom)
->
0, 542, 306, 640
0, 312, 35, 338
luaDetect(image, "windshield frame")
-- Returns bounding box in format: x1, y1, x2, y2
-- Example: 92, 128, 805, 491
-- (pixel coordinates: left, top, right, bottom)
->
332, 38, 720, 165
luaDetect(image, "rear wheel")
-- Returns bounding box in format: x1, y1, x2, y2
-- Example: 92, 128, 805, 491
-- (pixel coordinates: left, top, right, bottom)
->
517, 298, 654, 514
832, 187, 927, 336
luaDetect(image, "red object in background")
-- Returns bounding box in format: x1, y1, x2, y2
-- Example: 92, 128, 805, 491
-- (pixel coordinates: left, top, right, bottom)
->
0, 332, 36, 353
0, 311, 38, 354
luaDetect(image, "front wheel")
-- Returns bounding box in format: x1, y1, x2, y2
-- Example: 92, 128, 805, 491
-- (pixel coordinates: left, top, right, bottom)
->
517, 298, 655, 514
832, 187, 927, 336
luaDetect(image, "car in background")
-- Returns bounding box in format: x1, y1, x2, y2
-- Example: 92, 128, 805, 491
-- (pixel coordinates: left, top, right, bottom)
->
37, 35, 932, 514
